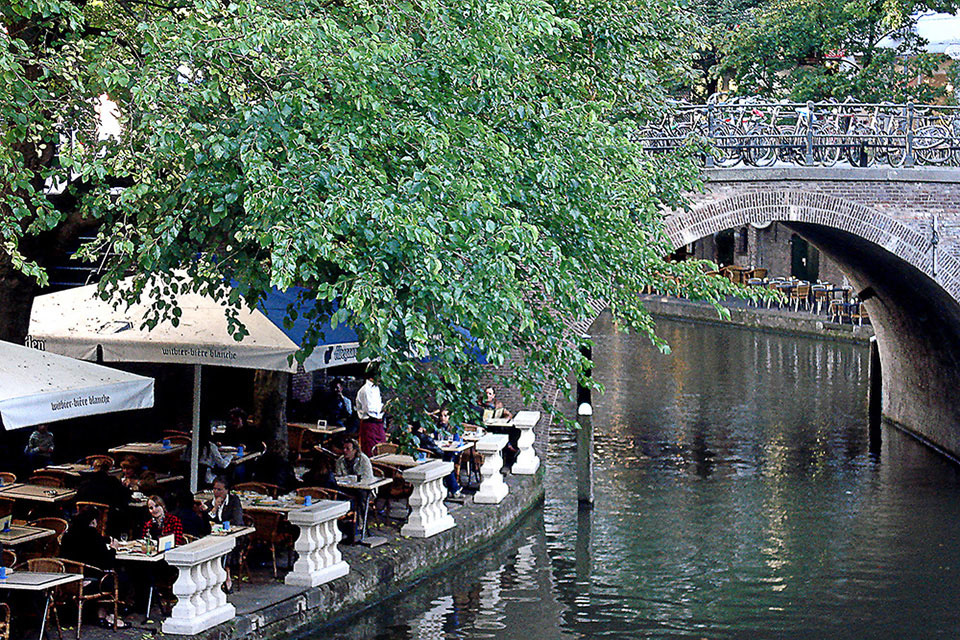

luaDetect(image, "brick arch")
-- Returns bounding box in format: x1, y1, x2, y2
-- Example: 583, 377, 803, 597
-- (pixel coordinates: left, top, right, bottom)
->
665, 190, 960, 302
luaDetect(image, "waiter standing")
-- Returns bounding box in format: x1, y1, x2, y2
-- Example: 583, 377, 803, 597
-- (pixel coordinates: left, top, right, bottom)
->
356, 368, 385, 456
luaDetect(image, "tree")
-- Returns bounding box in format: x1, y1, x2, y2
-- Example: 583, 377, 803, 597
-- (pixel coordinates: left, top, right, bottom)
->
2, 0, 746, 431
719, 0, 960, 101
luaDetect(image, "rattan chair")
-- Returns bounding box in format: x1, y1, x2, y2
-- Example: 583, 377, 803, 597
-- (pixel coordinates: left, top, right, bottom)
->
14, 558, 65, 637
27, 517, 68, 558
0, 472, 15, 486
74, 502, 110, 536
58, 559, 120, 639
82, 455, 114, 470
246, 511, 293, 578
28, 472, 67, 488
372, 442, 399, 456
0, 603, 9, 640
233, 482, 281, 498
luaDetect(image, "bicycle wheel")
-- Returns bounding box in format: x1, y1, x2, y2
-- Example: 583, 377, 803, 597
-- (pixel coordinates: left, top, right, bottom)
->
813, 125, 842, 167
710, 122, 744, 167
745, 123, 778, 167
885, 129, 906, 167
846, 125, 875, 167
913, 124, 951, 165
776, 125, 802, 164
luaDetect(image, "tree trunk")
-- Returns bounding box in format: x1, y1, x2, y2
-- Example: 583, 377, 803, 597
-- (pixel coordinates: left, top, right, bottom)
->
253, 370, 289, 456
0, 258, 40, 343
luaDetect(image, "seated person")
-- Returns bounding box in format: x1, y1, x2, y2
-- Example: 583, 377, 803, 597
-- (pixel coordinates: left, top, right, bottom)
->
142, 495, 186, 546
203, 476, 244, 527
220, 407, 253, 447
252, 448, 300, 492
61, 506, 118, 570
481, 386, 513, 422
201, 476, 243, 592
76, 458, 132, 537
480, 387, 518, 465
334, 438, 374, 482
428, 410, 463, 498
169, 488, 211, 539
60, 508, 128, 628
119, 455, 159, 496
23, 423, 54, 469
196, 430, 231, 487
324, 378, 356, 433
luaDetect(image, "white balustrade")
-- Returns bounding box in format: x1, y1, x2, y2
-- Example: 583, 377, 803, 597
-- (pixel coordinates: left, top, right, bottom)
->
511, 410, 541, 475
285, 500, 351, 587
474, 434, 509, 504
401, 460, 456, 538
162, 536, 236, 635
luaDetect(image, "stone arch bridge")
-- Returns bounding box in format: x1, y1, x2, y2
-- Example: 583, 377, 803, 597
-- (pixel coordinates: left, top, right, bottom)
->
665, 166, 960, 458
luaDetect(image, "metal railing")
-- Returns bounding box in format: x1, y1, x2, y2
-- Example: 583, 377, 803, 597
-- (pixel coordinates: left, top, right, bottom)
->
633, 99, 960, 168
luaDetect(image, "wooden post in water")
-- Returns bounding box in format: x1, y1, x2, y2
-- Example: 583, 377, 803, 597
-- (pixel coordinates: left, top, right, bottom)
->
577, 338, 594, 506
577, 402, 594, 506
868, 336, 882, 455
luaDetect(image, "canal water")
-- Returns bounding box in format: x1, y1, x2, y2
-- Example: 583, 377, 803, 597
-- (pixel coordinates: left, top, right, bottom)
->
316, 314, 960, 639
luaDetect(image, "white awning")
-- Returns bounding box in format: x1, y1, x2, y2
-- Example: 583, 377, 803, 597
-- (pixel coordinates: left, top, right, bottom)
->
27, 276, 300, 372
0, 340, 154, 430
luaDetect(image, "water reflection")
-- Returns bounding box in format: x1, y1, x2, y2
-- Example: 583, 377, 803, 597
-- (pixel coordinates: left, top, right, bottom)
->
315, 314, 960, 640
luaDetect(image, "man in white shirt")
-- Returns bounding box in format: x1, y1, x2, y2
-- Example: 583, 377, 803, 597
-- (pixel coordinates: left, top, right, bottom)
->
356, 370, 385, 456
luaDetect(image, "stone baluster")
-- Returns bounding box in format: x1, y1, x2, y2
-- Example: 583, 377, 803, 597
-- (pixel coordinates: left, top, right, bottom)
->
162, 536, 236, 635
285, 500, 351, 587
474, 434, 509, 504
401, 460, 456, 538
511, 410, 541, 475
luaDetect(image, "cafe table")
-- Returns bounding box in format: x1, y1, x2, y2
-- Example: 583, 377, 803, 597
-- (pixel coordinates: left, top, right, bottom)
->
43, 463, 94, 478
332, 476, 392, 546
0, 524, 55, 547
0, 571, 83, 640
108, 442, 187, 457
114, 541, 169, 616
0, 483, 76, 504
437, 440, 474, 454
218, 445, 264, 466
288, 421, 346, 437
370, 453, 422, 470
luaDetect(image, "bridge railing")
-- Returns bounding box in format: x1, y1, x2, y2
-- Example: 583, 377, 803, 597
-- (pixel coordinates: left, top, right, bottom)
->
634, 100, 960, 168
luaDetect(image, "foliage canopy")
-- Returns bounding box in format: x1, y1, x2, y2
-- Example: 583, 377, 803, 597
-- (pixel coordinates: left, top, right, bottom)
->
2, 0, 744, 423
718, 0, 960, 101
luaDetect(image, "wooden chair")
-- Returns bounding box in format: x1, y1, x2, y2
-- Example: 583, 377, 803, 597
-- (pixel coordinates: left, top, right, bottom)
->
371, 462, 413, 518
28, 517, 69, 558
811, 285, 831, 314
74, 502, 109, 537
287, 424, 319, 464
829, 299, 850, 324
851, 302, 869, 326
372, 442, 398, 456
234, 481, 280, 498
236, 514, 256, 585
158, 435, 192, 447
82, 455, 114, 470
0, 603, 9, 640
0, 472, 15, 486
58, 559, 120, 639
749, 267, 768, 279
246, 511, 293, 578
14, 558, 65, 637
790, 283, 811, 312
29, 472, 67, 488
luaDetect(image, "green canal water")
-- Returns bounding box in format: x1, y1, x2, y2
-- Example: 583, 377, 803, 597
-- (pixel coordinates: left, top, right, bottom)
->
317, 314, 960, 639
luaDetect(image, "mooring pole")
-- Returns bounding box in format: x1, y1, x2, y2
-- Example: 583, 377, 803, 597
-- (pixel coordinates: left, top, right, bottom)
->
868, 336, 882, 456
577, 402, 594, 506
576, 337, 594, 507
